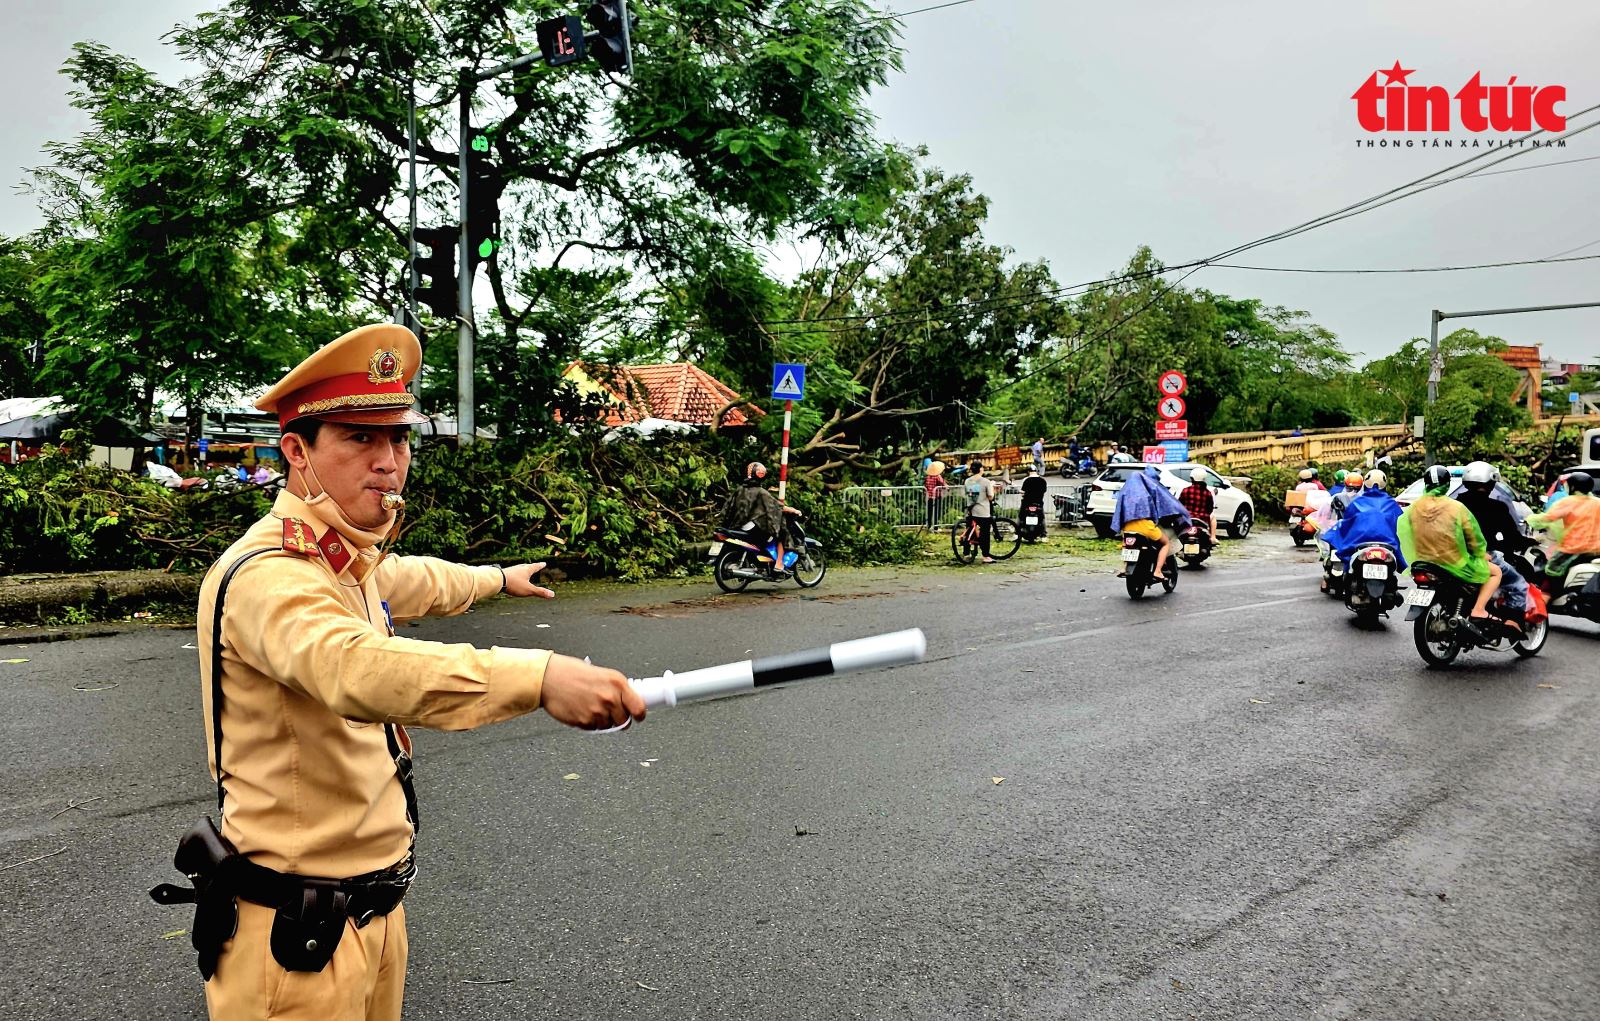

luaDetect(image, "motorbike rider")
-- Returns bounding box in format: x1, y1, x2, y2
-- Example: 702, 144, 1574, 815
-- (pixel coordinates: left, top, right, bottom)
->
720, 462, 789, 571
1364, 468, 1387, 493
1020, 467, 1049, 537
1112, 467, 1190, 578
1398, 464, 1503, 624
1328, 478, 1406, 571
1328, 469, 1347, 498
1453, 461, 1534, 608
1454, 462, 1526, 556
1178, 470, 1216, 547
1527, 470, 1600, 587
1331, 471, 1364, 520
1295, 467, 1325, 493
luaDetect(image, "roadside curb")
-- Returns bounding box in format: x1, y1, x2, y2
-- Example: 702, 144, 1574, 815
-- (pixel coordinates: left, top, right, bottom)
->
0, 570, 202, 628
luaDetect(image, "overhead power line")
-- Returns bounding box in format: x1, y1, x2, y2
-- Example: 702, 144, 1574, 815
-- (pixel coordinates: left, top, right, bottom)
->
1208, 253, 1600, 275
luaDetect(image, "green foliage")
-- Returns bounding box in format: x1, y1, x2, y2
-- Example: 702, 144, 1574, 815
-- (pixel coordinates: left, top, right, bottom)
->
399, 434, 921, 578
0, 446, 270, 573
1353, 329, 1529, 454
987, 251, 1357, 449
0, 239, 46, 399
779, 473, 922, 565
1240, 464, 1299, 523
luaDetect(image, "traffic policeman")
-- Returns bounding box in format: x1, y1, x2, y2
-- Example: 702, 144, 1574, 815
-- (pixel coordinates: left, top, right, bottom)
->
159, 324, 645, 1019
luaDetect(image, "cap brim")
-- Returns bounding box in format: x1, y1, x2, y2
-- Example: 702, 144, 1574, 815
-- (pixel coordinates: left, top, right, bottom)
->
302, 408, 431, 427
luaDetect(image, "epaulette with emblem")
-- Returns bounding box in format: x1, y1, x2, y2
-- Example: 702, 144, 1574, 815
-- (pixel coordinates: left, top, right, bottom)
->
282, 518, 321, 557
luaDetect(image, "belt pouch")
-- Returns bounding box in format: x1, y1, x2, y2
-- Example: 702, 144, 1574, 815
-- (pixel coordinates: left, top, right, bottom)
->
269, 879, 349, 972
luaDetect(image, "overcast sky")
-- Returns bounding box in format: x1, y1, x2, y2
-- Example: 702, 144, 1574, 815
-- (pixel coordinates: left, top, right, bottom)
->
5, 0, 1597, 362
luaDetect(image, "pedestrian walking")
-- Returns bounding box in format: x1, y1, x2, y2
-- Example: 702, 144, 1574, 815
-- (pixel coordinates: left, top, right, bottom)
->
154, 324, 645, 1021
1031, 437, 1045, 475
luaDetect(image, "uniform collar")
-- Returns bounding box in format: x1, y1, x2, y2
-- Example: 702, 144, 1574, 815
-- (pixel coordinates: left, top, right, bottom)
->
271, 490, 388, 581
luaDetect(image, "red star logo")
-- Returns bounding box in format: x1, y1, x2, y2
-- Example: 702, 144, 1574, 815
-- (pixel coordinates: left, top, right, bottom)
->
1380, 60, 1414, 86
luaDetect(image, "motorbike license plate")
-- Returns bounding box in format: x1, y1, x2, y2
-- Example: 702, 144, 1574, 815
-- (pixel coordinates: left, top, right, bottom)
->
1120, 549, 1141, 562
1362, 564, 1388, 579
1405, 588, 1435, 606
1182, 544, 1200, 555
708, 542, 723, 557
1024, 516, 1040, 525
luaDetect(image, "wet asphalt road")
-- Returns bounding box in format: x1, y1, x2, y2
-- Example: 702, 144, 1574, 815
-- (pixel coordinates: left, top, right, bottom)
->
2, 536, 1598, 1020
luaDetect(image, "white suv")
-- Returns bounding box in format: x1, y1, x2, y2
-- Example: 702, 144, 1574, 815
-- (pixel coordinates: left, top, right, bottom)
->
1085, 463, 1255, 540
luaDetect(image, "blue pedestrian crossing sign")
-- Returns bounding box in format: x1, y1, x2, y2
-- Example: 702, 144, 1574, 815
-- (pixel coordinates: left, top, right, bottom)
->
771, 363, 806, 401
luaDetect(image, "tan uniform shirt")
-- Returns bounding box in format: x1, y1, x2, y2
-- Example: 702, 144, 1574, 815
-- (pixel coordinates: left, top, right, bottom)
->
197, 491, 551, 877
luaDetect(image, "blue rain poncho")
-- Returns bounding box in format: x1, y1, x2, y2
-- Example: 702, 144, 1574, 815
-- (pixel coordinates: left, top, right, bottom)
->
1112, 468, 1192, 531
1325, 489, 1406, 568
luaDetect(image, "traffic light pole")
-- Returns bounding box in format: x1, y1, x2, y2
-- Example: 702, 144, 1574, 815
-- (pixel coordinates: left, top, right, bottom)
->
456, 69, 475, 446
1423, 300, 1600, 466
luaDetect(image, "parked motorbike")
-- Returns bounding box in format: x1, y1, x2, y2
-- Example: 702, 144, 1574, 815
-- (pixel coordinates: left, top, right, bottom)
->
1120, 530, 1179, 600
710, 511, 827, 592
1342, 542, 1403, 625
1018, 497, 1047, 542
1177, 522, 1212, 568
1404, 560, 1548, 667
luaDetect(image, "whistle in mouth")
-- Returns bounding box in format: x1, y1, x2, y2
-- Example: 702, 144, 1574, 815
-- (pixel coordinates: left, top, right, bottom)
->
381, 493, 406, 511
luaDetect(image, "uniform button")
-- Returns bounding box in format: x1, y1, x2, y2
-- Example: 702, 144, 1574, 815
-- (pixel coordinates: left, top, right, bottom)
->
305, 939, 319, 952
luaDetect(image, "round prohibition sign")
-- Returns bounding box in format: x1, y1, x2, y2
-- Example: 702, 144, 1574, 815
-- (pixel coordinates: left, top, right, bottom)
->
1157, 370, 1187, 396
1157, 395, 1186, 420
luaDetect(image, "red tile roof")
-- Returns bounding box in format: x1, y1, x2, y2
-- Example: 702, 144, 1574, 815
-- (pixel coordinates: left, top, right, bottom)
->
563, 362, 763, 427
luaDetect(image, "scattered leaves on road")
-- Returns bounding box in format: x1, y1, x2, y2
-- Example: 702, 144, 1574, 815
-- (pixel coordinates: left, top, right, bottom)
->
160, 930, 188, 941
1249, 698, 1272, 705
992, 777, 1005, 785
636, 981, 661, 991
563, 773, 580, 781
1537, 683, 1559, 690
2, 658, 28, 664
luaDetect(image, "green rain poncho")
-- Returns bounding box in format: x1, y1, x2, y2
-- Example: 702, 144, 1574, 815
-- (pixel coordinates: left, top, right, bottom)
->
1397, 491, 1491, 584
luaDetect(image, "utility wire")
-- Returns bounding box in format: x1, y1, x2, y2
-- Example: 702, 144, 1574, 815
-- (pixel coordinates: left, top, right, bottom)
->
753, 107, 1600, 331
1207, 253, 1600, 274
869, 0, 981, 21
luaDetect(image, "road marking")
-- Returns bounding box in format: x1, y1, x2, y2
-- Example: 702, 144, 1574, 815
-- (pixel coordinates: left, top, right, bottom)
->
1181, 595, 1321, 619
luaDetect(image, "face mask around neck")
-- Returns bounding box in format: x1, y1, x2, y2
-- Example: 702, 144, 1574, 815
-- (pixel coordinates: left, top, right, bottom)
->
293, 444, 396, 551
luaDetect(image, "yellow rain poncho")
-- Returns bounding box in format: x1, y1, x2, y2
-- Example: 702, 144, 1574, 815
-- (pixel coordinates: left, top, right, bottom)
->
1397, 492, 1491, 584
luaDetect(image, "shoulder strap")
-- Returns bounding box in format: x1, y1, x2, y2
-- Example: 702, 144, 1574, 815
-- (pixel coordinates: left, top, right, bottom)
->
210, 548, 275, 813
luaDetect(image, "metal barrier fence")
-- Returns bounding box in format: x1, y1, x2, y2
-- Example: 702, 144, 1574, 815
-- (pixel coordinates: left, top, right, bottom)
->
838, 485, 1023, 530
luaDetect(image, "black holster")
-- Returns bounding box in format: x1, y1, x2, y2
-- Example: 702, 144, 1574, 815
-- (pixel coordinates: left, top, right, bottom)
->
148, 817, 242, 980
149, 818, 357, 977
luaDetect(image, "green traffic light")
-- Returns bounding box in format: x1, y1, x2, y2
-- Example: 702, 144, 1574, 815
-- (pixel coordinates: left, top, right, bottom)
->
477, 239, 497, 259
470, 134, 491, 152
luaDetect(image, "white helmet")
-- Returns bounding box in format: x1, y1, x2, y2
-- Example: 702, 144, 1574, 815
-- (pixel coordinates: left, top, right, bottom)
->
1298, 468, 1314, 481
1365, 468, 1386, 489
1461, 461, 1495, 486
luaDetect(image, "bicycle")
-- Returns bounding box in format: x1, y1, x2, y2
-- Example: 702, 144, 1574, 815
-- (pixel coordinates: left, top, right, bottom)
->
951, 514, 1022, 563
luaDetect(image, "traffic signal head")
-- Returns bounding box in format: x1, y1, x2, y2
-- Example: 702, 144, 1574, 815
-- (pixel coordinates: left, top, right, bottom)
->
465, 127, 505, 269
585, 0, 635, 74
411, 226, 458, 320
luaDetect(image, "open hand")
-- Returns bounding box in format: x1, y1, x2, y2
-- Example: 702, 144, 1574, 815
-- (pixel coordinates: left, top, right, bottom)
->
502, 562, 556, 599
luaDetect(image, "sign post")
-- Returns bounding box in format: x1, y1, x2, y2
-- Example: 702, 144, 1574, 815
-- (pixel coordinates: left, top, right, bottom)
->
772, 363, 806, 502
1154, 371, 1187, 464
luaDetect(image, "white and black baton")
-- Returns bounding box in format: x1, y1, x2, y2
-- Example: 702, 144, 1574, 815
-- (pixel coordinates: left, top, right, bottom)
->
595, 629, 926, 729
